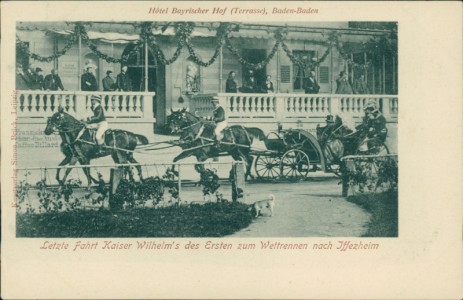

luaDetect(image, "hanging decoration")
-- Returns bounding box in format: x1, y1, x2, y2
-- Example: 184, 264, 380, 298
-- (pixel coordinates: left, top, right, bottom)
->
16, 32, 78, 62
280, 40, 331, 69
15, 21, 397, 73
183, 23, 230, 67
224, 28, 282, 70
76, 23, 142, 64
141, 22, 188, 65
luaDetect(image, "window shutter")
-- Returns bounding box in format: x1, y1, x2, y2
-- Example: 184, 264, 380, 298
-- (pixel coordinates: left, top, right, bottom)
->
319, 66, 329, 83
280, 65, 291, 83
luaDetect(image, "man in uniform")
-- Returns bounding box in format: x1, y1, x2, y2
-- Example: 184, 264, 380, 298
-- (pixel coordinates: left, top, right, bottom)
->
343, 101, 387, 153
84, 95, 108, 155
212, 98, 227, 143
365, 102, 387, 143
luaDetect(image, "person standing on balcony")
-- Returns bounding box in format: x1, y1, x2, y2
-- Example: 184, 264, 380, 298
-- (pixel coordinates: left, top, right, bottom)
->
31, 67, 44, 90
16, 64, 31, 90
353, 74, 369, 94
102, 70, 116, 91
44, 69, 65, 91
225, 71, 238, 93
81, 66, 98, 91
304, 71, 320, 94
241, 69, 257, 93
212, 98, 227, 143
261, 75, 274, 93
335, 71, 353, 94
116, 65, 132, 92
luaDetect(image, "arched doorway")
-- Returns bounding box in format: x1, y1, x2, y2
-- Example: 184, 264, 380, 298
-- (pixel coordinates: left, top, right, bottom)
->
122, 43, 166, 125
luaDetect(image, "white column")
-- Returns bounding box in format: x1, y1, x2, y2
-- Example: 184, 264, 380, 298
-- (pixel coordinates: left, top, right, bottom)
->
144, 41, 149, 92
219, 47, 223, 92
78, 35, 82, 91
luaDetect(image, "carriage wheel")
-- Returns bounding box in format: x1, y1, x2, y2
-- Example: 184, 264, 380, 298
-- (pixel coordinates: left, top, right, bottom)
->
280, 149, 310, 179
254, 155, 281, 179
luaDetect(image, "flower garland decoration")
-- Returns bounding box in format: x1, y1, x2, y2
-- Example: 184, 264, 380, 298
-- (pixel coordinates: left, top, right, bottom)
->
281, 40, 331, 69
141, 22, 189, 65
16, 32, 78, 62
224, 28, 281, 70
16, 21, 396, 73
183, 23, 230, 67
76, 23, 141, 64
330, 31, 372, 70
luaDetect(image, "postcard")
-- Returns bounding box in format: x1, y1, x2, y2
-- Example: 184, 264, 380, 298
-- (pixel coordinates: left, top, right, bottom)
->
1, 1, 461, 299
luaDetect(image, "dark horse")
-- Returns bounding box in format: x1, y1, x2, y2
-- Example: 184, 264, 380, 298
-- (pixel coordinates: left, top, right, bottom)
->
166, 108, 266, 180
44, 107, 149, 187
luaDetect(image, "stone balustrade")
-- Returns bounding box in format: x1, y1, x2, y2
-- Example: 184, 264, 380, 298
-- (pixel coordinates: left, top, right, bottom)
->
16, 90, 155, 123
190, 93, 398, 123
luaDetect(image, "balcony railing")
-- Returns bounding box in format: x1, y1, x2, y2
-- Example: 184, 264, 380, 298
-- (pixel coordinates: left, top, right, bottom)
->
190, 93, 398, 122
16, 90, 155, 122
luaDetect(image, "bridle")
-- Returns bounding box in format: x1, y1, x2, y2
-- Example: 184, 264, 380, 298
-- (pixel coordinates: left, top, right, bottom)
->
46, 115, 85, 134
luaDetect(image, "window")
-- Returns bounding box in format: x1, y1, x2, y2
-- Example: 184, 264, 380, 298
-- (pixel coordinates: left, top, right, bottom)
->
292, 50, 315, 91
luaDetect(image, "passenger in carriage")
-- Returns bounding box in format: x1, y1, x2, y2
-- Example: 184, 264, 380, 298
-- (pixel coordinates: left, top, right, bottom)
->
83, 95, 108, 155
343, 101, 387, 153
212, 98, 227, 143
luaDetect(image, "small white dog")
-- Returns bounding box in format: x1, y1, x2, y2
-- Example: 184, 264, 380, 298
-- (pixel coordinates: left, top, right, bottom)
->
250, 194, 275, 217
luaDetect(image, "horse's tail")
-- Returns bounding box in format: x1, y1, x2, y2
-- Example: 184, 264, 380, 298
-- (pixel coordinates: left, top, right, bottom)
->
244, 127, 267, 141
135, 134, 149, 145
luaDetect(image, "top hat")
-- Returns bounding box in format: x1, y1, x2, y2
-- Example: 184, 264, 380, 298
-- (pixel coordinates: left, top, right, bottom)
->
326, 114, 334, 123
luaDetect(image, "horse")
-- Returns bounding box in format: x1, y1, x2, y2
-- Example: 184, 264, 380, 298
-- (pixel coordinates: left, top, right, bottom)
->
166, 108, 266, 180
44, 107, 149, 187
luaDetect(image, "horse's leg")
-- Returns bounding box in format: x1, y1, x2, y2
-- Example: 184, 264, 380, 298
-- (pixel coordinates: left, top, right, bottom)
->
236, 150, 252, 181
243, 151, 255, 180
56, 155, 72, 185
116, 151, 133, 181
127, 153, 143, 181
62, 156, 79, 184
79, 158, 98, 188
194, 152, 208, 174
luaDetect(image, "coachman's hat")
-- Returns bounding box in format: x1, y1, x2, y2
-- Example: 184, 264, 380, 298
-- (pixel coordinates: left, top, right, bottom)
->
364, 100, 378, 112
326, 114, 334, 123
91, 95, 102, 102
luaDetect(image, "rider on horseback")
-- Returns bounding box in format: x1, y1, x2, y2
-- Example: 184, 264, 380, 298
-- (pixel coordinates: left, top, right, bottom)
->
212, 97, 227, 144
83, 95, 108, 155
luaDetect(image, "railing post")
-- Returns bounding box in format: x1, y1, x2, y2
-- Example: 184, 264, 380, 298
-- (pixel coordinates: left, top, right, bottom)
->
330, 95, 340, 116
382, 96, 391, 119
274, 94, 285, 122
74, 91, 87, 118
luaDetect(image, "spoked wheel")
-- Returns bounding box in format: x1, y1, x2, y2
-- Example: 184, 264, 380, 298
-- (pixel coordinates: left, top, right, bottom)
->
280, 149, 310, 180
254, 154, 281, 179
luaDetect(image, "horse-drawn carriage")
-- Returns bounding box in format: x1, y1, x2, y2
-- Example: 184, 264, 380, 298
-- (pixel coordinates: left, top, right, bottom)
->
252, 129, 326, 180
